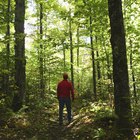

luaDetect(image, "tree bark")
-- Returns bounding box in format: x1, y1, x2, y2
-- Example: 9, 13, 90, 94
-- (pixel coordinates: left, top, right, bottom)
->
69, 9, 74, 87
63, 42, 66, 71
12, 0, 26, 112
39, 3, 45, 97
77, 25, 80, 92
96, 37, 101, 80
96, 51, 100, 79
108, 0, 133, 138
130, 39, 137, 103
90, 16, 96, 100
3, 0, 11, 95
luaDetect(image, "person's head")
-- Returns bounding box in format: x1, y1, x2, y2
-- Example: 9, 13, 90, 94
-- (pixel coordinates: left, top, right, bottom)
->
63, 73, 68, 80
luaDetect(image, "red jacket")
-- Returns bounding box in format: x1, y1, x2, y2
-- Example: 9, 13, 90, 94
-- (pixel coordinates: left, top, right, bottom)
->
57, 80, 74, 99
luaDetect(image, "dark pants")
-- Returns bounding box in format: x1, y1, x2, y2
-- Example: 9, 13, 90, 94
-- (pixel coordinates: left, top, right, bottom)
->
58, 97, 71, 124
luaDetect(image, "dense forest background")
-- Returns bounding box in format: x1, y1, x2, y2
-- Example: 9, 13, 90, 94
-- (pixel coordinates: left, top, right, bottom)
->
0, 0, 140, 139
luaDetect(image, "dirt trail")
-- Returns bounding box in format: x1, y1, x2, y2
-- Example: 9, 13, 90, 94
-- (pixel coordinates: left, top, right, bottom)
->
33, 98, 94, 140
0, 97, 96, 140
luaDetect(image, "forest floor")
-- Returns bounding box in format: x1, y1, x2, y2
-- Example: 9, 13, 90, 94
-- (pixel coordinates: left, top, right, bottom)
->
0, 94, 136, 140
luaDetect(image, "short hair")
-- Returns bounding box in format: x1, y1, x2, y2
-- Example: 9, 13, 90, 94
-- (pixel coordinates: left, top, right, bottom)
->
63, 73, 68, 79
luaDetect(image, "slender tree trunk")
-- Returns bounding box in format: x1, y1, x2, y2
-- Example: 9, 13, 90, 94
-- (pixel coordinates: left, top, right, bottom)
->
106, 52, 111, 80
95, 37, 101, 80
48, 61, 50, 93
4, 0, 11, 95
108, 0, 133, 139
63, 43, 66, 71
12, 0, 26, 112
39, 3, 45, 97
77, 25, 80, 92
90, 16, 96, 100
96, 50, 101, 80
69, 9, 74, 87
129, 39, 137, 102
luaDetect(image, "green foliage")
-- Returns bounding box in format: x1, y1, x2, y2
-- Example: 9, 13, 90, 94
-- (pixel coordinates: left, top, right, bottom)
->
0, 106, 13, 127
93, 106, 116, 128
0, 0, 139, 139
132, 101, 140, 128
93, 128, 106, 139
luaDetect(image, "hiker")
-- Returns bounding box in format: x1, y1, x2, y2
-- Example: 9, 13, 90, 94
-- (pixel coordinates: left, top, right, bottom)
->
57, 73, 74, 125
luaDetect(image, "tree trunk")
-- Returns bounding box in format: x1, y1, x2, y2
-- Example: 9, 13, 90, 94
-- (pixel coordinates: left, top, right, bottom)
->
77, 25, 80, 92
12, 0, 26, 112
108, 0, 133, 138
63, 42, 66, 71
39, 3, 45, 97
69, 9, 74, 87
96, 51, 101, 80
90, 16, 96, 100
96, 37, 101, 80
129, 39, 137, 103
4, 0, 11, 95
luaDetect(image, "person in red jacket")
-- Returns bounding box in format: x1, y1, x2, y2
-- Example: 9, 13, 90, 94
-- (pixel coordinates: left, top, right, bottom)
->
57, 73, 74, 125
